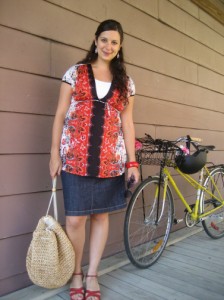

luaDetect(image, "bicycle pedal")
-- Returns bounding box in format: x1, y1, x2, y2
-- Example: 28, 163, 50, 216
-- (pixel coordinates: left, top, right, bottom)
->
173, 218, 184, 224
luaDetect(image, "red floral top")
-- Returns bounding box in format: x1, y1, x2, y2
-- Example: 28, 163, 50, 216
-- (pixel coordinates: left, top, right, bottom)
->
60, 64, 135, 178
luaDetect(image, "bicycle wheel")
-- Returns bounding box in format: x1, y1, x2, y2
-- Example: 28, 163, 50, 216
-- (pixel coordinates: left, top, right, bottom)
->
124, 176, 174, 268
201, 166, 224, 239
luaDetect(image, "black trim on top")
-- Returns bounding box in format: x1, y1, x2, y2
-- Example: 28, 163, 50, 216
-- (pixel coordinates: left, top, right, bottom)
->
86, 64, 116, 177
87, 64, 98, 100
62, 80, 72, 86
87, 101, 105, 176
87, 64, 114, 101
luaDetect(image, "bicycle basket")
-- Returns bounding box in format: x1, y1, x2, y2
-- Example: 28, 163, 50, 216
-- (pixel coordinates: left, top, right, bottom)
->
175, 150, 207, 174
137, 150, 176, 167
136, 135, 177, 167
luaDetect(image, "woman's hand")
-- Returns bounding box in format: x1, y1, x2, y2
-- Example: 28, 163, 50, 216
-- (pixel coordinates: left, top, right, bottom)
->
49, 153, 62, 179
127, 167, 140, 185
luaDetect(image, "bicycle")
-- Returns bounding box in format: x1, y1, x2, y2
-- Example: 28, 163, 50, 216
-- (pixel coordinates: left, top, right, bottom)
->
124, 134, 224, 268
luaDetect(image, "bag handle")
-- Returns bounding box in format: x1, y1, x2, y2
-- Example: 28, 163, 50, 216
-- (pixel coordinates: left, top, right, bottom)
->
46, 177, 58, 221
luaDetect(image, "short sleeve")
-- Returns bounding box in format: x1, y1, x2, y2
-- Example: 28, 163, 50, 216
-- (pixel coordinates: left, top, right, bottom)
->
127, 76, 135, 98
62, 65, 78, 89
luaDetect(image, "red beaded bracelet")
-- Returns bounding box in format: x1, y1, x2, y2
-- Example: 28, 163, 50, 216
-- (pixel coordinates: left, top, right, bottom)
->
125, 161, 139, 169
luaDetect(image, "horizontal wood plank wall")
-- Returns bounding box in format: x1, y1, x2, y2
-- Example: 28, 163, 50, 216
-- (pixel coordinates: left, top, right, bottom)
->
0, 0, 224, 295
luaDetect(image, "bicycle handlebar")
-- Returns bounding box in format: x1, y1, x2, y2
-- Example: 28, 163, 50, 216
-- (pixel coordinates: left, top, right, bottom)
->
175, 135, 201, 151
142, 134, 201, 147
175, 135, 214, 152
138, 134, 215, 152
175, 136, 202, 143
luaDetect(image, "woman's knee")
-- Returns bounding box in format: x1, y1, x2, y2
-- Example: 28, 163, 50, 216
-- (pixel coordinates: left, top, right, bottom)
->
90, 213, 109, 223
66, 215, 87, 229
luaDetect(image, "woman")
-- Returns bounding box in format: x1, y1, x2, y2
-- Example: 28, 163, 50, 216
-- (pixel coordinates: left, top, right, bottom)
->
49, 19, 139, 300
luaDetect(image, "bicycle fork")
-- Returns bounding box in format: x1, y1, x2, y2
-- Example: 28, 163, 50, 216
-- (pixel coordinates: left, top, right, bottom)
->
144, 174, 169, 226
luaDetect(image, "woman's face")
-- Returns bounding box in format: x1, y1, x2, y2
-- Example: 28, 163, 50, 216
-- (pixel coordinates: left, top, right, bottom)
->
95, 30, 121, 62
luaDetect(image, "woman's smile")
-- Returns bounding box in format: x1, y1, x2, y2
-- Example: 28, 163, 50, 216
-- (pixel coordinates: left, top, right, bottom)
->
95, 30, 121, 61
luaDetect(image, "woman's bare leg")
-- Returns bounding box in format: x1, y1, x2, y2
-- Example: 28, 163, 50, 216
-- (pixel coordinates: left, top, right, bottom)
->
66, 216, 87, 299
86, 213, 109, 299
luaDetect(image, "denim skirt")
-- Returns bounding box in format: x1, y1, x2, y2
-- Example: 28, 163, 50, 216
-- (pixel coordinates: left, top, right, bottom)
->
61, 171, 126, 216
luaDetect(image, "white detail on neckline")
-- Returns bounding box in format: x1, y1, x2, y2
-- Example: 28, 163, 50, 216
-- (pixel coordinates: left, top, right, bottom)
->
95, 79, 111, 99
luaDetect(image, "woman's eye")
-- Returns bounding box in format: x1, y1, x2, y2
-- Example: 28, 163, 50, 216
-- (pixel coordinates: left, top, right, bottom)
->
112, 41, 118, 45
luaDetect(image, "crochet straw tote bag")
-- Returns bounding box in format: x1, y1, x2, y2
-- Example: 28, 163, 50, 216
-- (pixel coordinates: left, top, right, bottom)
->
26, 177, 75, 289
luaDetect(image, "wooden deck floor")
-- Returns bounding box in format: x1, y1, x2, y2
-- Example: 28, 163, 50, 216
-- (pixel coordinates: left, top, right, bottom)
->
2, 228, 224, 300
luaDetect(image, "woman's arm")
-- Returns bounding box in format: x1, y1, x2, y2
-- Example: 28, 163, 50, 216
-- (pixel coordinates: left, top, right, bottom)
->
49, 83, 72, 178
121, 96, 140, 183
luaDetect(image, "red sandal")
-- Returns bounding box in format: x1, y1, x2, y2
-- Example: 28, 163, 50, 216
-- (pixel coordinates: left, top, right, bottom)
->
85, 274, 101, 300
70, 272, 85, 300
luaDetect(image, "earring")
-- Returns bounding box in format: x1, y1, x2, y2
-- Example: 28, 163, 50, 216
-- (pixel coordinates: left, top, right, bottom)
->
117, 52, 120, 59
95, 47, 98, 54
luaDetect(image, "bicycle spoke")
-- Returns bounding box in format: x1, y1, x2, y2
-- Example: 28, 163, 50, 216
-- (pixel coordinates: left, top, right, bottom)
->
201, 167, 224, 239
124, 177, 173, 268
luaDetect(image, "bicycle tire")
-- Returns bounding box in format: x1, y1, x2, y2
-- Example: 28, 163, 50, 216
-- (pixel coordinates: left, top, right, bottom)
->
201, 166, 224, 239
124, 176, 174, 268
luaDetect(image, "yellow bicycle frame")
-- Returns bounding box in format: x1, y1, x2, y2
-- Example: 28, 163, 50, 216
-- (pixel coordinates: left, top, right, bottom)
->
161, 166, 224, 222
